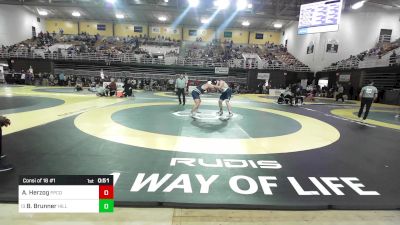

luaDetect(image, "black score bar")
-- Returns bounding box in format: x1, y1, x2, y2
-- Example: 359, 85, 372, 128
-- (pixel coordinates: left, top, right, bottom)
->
19, 175, 113, 185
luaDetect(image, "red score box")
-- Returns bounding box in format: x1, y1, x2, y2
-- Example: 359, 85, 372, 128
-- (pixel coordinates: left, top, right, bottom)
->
99, 185, 114, 199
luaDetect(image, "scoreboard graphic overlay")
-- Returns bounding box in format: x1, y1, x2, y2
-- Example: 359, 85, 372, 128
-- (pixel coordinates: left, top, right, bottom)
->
19, 175, 114, 213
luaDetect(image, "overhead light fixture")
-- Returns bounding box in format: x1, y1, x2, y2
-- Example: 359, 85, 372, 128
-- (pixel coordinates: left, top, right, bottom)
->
116, 13, 124, 19
214, 0, 230, 10
274, 23, 282, 28
236, 0, 248, 10
72, 11, 81, 17
351, 0, 366, 9
188, 0, 199, 7
106, 0, 116, 3
38, 10, 48, 16
158, 16, 167, 21
201, 18, 210, 24
247, 3, 253, 8
164, 0, 169, 2
242, 20, 250, 26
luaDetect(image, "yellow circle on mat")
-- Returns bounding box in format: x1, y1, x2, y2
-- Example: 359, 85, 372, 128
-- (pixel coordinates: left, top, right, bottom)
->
74, 102, 340, 154
331, 108, 400, 130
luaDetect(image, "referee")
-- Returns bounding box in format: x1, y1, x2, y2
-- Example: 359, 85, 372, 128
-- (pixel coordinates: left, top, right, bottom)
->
358, 81, 378, 121
175, 74, 187, 105
0, 116, 13, 172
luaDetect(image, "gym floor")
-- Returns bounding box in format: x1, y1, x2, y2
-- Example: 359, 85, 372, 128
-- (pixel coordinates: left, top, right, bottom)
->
0, 85, 399, 222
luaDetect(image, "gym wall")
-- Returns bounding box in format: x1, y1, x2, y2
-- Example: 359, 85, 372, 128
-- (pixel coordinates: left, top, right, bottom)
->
282, 5, 400, 72
0, 5, 45, 46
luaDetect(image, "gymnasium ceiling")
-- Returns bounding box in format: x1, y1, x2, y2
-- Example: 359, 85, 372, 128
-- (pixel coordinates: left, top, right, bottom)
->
0, 0, 399, 29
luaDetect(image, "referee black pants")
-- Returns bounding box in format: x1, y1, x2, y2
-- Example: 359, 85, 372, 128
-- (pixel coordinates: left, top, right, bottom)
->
177, 88, 185, 104
358, 97, 374, 120
0, 127, 2, 158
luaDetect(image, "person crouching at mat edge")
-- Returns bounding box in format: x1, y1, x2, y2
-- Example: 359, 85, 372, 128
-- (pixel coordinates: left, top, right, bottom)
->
358, 81, 378, 121
191, 80, 216, 118
0, 116, 13, 172
175, 74, 187, 105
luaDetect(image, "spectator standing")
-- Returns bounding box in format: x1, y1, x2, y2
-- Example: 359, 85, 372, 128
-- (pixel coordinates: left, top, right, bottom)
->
349, 85, 354, 100
0, 116, 13, 172
59, 72, 65, 86
168, 78, 175, 91
358, 81, 378, 121
49, 74, 54, 86
175, 74, 187, 105
20, 71, 26, 85
336, 84, 345, 102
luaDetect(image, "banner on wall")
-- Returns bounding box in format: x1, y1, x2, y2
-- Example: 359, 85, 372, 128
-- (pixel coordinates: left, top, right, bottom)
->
307, 41, 314, 54
326, 43, 339, 53
215, 67, 229, 75
339, 74, 351, 82
189, 30, 197, 36
326, 39, 339, 53
166, 28, 179, 34
255, 33, 264, 39
224, 31, 233, 38
257, 73, 270, 80
97, 24, 106, 31
151, 27, 160, 34
134, 26, 143, 33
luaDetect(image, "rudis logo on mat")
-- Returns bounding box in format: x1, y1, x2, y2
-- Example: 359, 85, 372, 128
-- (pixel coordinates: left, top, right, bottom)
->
170, 158, 282, 169
112, 158, 381, 197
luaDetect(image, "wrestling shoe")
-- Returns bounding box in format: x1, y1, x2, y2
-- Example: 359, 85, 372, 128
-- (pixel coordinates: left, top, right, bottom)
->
217, 111, 223, 116
228, 112, 233, 117
1, 155, 6, 159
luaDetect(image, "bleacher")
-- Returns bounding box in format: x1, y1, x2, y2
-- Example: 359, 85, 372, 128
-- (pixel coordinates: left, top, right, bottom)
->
323, 38, 400, 71
0, 34, 312, 72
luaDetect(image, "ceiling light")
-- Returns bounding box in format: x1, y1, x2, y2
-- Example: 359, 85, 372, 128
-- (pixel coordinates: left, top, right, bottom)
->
236, 0, 247, 10
116, 13, 124, 19
188, 0, 199, 7
72, 11, 81, 17
214, 0, 230, 10
351, 0, 365, 9
164, 0, 169, 2
38, 10, 48, 16
201, 18, 210, 24
158, 16, 167, 21
242, 21, 250, 26
247, 3, 253, 8
274, 23, 282, 28
106, 0, 116, 3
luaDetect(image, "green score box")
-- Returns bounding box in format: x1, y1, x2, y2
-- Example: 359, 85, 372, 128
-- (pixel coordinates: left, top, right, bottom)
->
99, 199, 114, 213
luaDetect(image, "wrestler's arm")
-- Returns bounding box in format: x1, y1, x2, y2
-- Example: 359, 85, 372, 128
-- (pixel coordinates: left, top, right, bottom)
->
214, 81, 224, 91
204, 83, 216, 92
